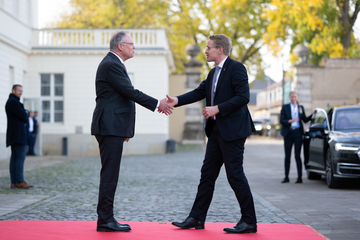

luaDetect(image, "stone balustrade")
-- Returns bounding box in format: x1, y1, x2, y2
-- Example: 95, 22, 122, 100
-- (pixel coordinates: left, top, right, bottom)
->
32, 29, 169, 49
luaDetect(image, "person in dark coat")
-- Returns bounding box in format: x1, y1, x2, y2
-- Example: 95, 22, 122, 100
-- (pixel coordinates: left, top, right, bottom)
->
168, 34, 257, 234
280, 91, 313, 184
5, 84, 33, 189
27, 111, 37, 155
90, 31, 172, 232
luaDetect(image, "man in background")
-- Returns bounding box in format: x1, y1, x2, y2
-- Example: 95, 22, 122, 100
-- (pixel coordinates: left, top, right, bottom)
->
280, 91, 313, 184
5, 84, 33, 189
27, 111, 37, 155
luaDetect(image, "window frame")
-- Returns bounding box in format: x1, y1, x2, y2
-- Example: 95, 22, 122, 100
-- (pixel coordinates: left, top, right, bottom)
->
40, 73, 64, 124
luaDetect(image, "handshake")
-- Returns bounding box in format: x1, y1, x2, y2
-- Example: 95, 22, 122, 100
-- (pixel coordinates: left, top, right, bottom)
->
157, 94, 220, 119
157, 95, 178, 116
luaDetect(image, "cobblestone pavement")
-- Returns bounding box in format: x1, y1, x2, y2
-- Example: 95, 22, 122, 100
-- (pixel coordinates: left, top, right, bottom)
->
1, 137, 360, 240
0, 138, 299, 224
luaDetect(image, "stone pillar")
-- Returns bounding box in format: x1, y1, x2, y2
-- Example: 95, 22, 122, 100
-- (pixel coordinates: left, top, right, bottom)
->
292, 44, 313, 115
182, 44, 204, 144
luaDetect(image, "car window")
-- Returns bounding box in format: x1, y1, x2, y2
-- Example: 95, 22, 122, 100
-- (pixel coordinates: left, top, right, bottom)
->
335, 109, 360, 130
311, 110, 327, 125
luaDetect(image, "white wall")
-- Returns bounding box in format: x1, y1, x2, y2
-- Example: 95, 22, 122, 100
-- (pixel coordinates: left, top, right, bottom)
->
0, 0, 37, 160
0, 0, 173, 158
128, 55, 170, 135
26, 52, 102, 134
26, 51, 170, 137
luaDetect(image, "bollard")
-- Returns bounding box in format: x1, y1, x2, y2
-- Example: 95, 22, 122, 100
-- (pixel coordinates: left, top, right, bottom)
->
166, 139, 176, 153
62, 137, 68, 156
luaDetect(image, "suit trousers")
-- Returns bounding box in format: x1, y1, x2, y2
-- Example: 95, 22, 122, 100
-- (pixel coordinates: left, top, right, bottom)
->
95, 135, 124, 224
9, 144, 26, 184
189, 122, 257, 224
28, 131, 36, 155
283, 128, 303, 178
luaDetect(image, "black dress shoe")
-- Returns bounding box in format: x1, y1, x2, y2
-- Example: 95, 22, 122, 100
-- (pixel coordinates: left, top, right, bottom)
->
295, 178, 303, 183
172, 216, 204, 229
281, 177, 289, 183
97, 221, 131, 232
223, 219, 257, 234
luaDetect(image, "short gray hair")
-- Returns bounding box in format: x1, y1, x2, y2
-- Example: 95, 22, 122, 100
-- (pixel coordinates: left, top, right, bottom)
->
209, 34, 232, 55
110, 31, 127, 50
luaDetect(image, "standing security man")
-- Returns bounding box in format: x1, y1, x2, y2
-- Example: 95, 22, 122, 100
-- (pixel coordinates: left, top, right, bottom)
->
280, 91, 313, 184
5, 84, 33, 189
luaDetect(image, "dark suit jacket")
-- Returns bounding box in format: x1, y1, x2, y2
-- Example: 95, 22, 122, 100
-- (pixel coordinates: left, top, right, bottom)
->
280, 103, 312, 137
91, 52, 158, 137
177, 57, 253, 141
5, 94, 28, 147
33, 117, 38, 134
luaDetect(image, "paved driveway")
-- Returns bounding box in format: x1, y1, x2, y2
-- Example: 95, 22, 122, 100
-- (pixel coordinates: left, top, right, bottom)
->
0, 137, 359, 240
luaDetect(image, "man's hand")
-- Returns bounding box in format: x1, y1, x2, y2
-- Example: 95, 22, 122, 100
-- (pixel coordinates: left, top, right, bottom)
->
203, 106, 219, 119
158, 98, 173, 115
288, 117, 299, 123
166, 94, 178, 108
124, 138, 130, 142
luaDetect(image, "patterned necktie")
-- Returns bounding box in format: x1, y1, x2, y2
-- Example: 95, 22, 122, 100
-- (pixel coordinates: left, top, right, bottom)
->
211, 66, 221, 106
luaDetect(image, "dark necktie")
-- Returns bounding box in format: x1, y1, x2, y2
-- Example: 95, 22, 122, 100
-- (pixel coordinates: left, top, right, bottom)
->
211, 66, 221, 106
122, 63, 127, 72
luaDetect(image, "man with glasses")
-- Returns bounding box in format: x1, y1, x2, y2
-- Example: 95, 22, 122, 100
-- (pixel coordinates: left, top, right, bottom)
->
91, 31, 172, 232
167, 34, 257, 234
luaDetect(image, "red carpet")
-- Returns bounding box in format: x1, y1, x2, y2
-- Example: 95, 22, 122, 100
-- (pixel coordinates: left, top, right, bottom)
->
0, 221, 328, 240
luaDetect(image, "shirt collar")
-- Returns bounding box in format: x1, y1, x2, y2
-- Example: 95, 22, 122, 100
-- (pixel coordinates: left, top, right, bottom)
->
217, 56, 228, 69
109, 51, 124, 64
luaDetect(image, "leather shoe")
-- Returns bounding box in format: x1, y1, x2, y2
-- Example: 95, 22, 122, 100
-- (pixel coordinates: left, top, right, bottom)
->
16, 182, 34, 189
295, 178, 303, 183
172, 216, 204, 229
223, 219, 257, 234
11, 184, 16, 189
281, 177, 289, 183
97, 221, 131, 232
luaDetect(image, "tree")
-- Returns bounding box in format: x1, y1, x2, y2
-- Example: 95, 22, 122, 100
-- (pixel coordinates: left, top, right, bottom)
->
263, 0, 360, 65
55, 0, 271, 77
337, 0, 360, 51
54, 0, 169, 29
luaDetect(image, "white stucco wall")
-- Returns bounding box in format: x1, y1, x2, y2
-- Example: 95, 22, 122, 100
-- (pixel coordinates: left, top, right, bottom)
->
24, 48, 172, 156
26, 51, 170, 137
0, 1, 174, 159
0, 0, 37, 160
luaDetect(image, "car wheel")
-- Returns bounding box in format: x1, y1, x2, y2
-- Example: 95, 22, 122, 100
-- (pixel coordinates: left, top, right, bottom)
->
307, 170, 321, 180
325, 149, 339, 188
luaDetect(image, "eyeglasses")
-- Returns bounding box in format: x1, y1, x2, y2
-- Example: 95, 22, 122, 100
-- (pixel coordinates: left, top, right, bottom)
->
121, 42, 135, 46
206, 46, 219, 50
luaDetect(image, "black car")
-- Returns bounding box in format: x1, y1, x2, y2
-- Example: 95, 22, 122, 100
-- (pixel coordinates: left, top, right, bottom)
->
304, 105, 360, 188
253, 118, 271, 136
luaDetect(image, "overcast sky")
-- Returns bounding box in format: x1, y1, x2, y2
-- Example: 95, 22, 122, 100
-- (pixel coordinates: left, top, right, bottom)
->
37, 0, 360, 82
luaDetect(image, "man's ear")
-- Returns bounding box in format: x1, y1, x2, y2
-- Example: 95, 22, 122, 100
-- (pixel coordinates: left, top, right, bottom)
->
218, 47, 223, 55
117, 43, 123, 51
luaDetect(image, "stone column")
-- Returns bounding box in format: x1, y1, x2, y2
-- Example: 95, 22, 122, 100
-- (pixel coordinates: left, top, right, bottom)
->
292, 44, 313, 115
182, 44, 204, 144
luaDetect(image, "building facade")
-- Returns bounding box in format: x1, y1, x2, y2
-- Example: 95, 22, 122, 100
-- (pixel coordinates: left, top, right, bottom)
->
0, 1, 175, 160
